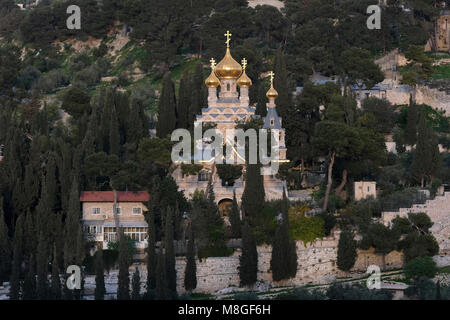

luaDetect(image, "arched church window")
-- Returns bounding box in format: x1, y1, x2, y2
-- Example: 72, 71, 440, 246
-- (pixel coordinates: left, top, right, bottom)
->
227, 83, 230, 91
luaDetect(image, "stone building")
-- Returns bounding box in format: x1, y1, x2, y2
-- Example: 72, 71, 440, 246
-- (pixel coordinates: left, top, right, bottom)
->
80, 191, 150, 250
435, 11, 450, 52
172, 31, 289, 214
354, 181, 377, 201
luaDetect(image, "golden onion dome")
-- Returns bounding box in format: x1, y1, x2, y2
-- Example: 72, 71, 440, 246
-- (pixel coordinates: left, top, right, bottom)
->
266, 84, 278, 99
205, 69, 220, 88
237, 70, 252, 88
214, 47, 242, 80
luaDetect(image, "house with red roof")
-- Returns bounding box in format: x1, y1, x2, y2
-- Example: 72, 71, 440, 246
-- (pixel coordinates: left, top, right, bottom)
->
80, 190, 150, 250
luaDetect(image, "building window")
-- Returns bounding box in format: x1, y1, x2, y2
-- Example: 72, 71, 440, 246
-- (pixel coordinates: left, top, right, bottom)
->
227, 83, 230, 91
367, 186, 370, 192
132, 207, 142, 215
92, 207, 101, 215
87, 225, 102, 234
114, 207, 121, 215
104, 227, 148, 243
198, 170, 209, 181
270, 118, 274, 126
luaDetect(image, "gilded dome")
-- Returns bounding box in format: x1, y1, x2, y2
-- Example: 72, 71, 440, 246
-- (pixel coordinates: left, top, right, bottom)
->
237, 70, 252, 88
205, 69, 220, 88
266, 84, 278, 99
214, 47, 242, 80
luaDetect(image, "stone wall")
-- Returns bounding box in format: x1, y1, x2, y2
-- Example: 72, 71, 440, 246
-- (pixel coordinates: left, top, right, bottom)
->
382, 192, 450, 254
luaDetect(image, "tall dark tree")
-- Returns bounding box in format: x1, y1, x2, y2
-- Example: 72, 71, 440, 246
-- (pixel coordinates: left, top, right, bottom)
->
405, 97, 418, 146
9, 214, 25, 300
117, 232, 130, 300
270, 189, 297, 281
184, 224, 197, 292
164, 207, 177, 299
50, 245, 61, 300
239, 222, 258, 286
273, 48, 291, 120
131, 267, 141, 300
412, 108, 441, 187
255, 81, 267, 117
64, 178, 81, 268
94, 248, 105, 300
229, 190, 242, 238
146, 195, 157, 293
177, 70, 191, 129
337, 228, 357, 272
22, 254, 36, 300
0, 197, 11, 285
156, 73, 177, 138
36, 231, 48, 300
109, 106, 120, 156
189, 63, 205, 127
155, 249, 167, 300
241, 163, 265, 225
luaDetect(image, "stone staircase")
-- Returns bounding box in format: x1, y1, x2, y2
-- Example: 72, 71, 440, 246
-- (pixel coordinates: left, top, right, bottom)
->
382, 192, 450, 254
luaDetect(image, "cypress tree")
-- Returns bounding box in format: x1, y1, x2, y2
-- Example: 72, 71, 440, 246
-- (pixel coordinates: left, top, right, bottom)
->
9, 214, 25, 300
255, 81, 267, 117
156, 73, 177, 138
117, 232, 130, 300
270, 189, 297, 281
229, 190, 242, 238
189, 63, 205, 127
64, 178, 81, 268
412, 108, 441, 187
405, 97, 418, 146
50, 244, 61, 300
94, 248, 106, 300
22, 254, 36, 300
273, 48, 290, 120
155, 248, 167, 300
0, 197, 11, 285
239, 222, 258, 287
131, 267, 141, 300
36, 231, 48, 300
436, 280, 441, 300
146, 202, 157, 292
184, 224, 197, 292
241, 163, 265, 225
164, 207, 177, 299
336, 228, 357, 272
177, 70, 191, 129
109, 106, 120, 156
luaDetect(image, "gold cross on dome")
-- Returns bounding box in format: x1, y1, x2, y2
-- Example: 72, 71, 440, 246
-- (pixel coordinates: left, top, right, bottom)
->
268, 71, 275, 84
241, 58, 247, 70
224, 30, 232, 47
210, 58, 216, 69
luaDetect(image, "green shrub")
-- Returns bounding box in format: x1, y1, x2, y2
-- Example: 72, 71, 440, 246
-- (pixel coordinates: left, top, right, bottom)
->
233, 292, 259, 300
197, 244, 233, 260
404, 256, 437, 281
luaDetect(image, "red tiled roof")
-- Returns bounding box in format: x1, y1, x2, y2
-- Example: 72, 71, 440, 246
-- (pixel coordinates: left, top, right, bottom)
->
80, 191, 150, 202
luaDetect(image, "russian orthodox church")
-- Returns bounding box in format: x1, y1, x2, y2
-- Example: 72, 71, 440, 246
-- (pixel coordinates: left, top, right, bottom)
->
172, 31, 288, 215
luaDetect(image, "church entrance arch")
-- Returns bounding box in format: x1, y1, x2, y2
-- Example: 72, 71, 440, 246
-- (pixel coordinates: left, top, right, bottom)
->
218, 198, 233, 217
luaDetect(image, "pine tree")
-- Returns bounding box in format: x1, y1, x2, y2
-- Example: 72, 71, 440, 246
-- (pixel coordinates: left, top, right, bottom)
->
255, 81, 267, 117
109, 105, 120, 156
270, 189, 297, 281
36, 231, 48, 300
94, 248, 106, 300
336, 228, 357, 272
229, 190, 242, 238
22, 254, 36, 300
156, 73, 177, 138
184, 224, 197, 292
239, 222, 258, 287
9, 214, 25, 300
0, 197, 11, 285
117, 231, 130, 300
241, 163, 265, 225
273, 48, 290, 120
50, 244, 61, 300
177, 70, 191, 129
164, 207, 177, 299
405, 97, 418, 146
131, 267, 141, 300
